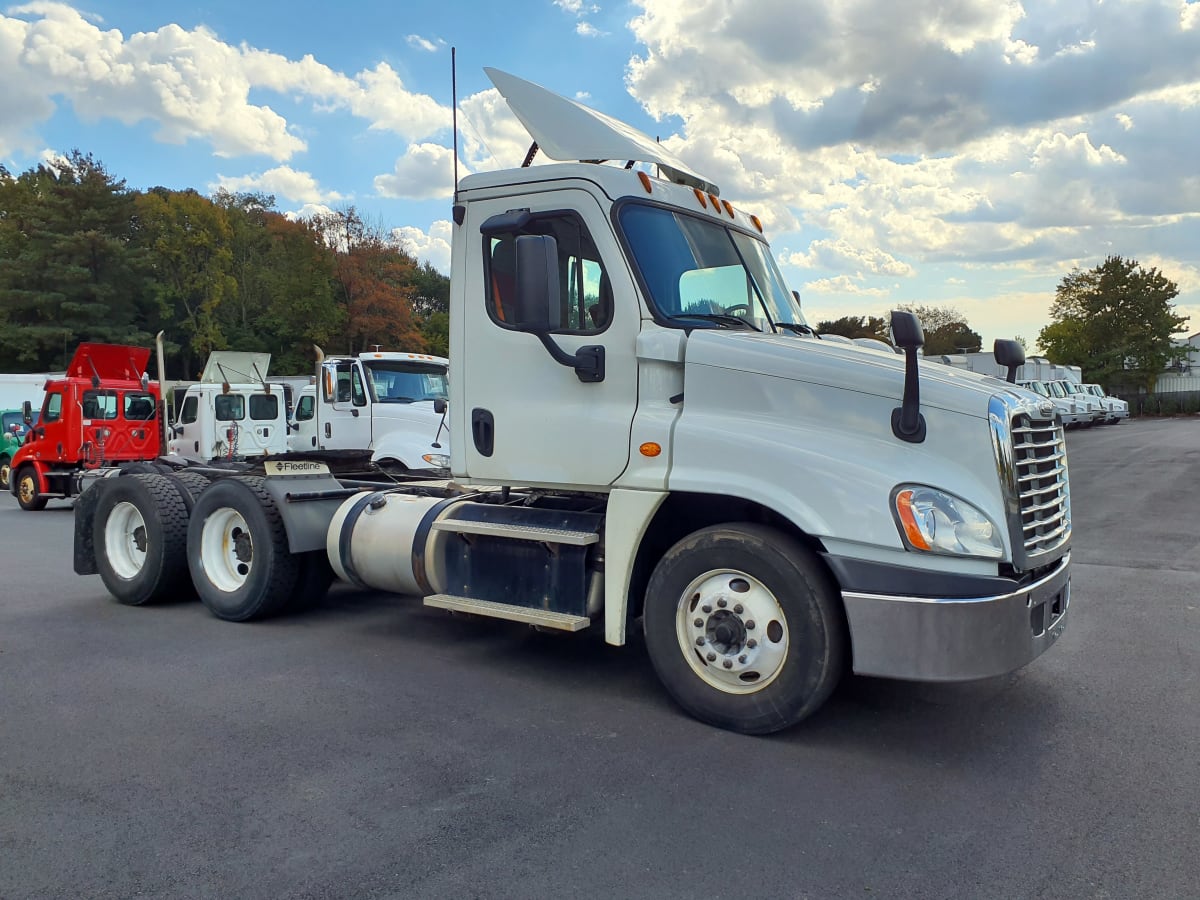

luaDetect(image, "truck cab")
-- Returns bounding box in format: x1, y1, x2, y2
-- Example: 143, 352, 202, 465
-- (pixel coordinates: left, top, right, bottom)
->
167, 352, 291, 463
1081, 383, 1128, 423
10, 344, 160, 510
289, 351, 449, 474
1020, 380, 1089, 428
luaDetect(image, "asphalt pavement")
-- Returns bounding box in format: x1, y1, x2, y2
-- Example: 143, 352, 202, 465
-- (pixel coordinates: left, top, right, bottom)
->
1, 418, 1198, 899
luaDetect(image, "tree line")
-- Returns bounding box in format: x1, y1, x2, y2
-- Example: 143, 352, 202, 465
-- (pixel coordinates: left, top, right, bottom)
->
0, 151, 449, 379
815, 305, 984, 356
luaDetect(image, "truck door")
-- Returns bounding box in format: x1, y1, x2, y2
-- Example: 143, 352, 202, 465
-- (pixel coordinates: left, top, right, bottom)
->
120, 390, 159, 460
457, 189, 639, 487
317, 361, 372, 449
291, 389, 318, 450
241, 391, 286, 456
32, 388, 68, 461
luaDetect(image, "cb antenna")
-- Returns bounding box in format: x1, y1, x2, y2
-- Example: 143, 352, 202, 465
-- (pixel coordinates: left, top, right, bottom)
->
451, 46, 459, 203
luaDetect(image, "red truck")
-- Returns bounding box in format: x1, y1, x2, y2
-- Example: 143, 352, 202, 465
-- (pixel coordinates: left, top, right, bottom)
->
9, 343, 162, 510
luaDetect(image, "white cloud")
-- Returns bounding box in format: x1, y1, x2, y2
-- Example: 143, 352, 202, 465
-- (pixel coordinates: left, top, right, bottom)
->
577, 22, 605, 37
554, 0, 598, 15
392, 220, 453, 273
286, 202, 337, 222
374, 143, 458, 200
802, 275, 890, 297
786, 238, 915, 277
406, 34, 441, 53
1, 4, 452, 162
1115, 113, 1134, 130
212, 165, 343, 204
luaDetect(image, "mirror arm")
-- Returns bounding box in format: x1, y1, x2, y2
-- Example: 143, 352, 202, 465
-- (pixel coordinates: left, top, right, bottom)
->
535, 333, 605, 383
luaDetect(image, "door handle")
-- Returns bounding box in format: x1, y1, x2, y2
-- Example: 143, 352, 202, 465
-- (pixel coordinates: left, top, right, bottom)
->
325, 423, 332, 438
471, 408, 494, 457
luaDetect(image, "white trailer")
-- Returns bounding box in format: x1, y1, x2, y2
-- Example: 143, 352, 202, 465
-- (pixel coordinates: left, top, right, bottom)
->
0, 373, 53, 415
74, 68, 1072, 735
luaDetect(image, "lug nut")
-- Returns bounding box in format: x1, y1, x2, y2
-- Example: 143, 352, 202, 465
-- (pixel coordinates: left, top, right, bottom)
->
702, 604, 712, 613
706, 652, 717, 662
734, 604, 744, 614
694, 618, 704, 628
745, 620, 756, 630
738, 654, 747, 664
747, 639, 757, 649
717, 599, 727, 608
722, 659, 733, 669
695, 637, 706, 647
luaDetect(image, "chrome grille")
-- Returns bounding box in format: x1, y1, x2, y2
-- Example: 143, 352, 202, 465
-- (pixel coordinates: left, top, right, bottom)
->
1011, 415, 1070, 554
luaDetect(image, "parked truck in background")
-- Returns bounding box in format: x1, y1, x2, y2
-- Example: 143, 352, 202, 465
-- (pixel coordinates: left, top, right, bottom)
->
1081, 383, 1128, 423
166, 351, 293, 464
10, 344, 161, 510
289, 349, 449, 475
73, 68, 1072, 734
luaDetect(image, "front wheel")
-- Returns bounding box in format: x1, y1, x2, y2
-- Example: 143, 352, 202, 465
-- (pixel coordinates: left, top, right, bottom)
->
15, 466, 47, 511
642, 523, 846, 735
0, 455, 11, 491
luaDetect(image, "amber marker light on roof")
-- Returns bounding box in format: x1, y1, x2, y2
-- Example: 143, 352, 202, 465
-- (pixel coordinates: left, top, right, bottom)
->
639, 442, 662, 458
721, 199, 735, 218
693, 188, 708, 208
708, 193, 720, 210
638, 172, 653, 193
750, 215, 763, 233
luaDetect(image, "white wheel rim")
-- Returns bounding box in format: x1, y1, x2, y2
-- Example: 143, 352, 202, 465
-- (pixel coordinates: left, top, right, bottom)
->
675, 569, 790, 694
105, 501, 148, 580
0, 462, 10, 487
200, 507, 253, 592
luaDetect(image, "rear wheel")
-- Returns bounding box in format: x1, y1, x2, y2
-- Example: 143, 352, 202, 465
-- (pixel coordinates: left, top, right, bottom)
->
187, 476, 299, 621
0, 455, 11, 491
15, 466, 47, 511
165, 470, 212, 512
642, 523, 846, 735
93, 474, 192, 605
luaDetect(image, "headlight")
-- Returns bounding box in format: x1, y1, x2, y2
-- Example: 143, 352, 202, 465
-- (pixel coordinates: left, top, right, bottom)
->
891, 486, 1004, 559
421, 453, 450, 468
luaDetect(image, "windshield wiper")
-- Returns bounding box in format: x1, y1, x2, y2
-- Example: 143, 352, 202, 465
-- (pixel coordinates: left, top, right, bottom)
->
670, 313, 761, 331
774, 322, 815, 336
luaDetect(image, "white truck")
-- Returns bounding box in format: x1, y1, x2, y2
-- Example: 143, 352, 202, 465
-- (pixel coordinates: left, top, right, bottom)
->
289, 350, 449, 475
1080, 383, 1128, 423
1018, 380, 1093, 428
166, 351, 293, 463
72, 68, 1072, 734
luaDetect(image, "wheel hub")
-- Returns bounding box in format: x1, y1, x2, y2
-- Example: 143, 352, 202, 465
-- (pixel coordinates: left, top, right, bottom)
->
232, 528, 253, 563
133, 526, 147, 553
676, 570, 790, 694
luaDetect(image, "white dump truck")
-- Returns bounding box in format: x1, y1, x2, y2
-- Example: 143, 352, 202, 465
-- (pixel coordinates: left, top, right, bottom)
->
73, 68, 1071, 734
289, 349, 449, 475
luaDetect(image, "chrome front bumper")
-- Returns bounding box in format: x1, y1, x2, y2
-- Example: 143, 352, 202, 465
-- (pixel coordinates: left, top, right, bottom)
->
842, 554, 1070, 681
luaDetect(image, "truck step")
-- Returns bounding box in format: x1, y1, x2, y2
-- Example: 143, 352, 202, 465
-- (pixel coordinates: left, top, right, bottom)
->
424, 594, 591, 631
431, 519, 598, 545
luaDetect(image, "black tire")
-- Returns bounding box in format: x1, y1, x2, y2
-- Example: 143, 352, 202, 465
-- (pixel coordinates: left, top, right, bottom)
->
15, 466, 48, 511
187, 476, 299, 621
93, 474, 192, 606
121, 461, 173, 476
642, 523, 846, 735
290, 551, 335, 610
165, 470, 212, 513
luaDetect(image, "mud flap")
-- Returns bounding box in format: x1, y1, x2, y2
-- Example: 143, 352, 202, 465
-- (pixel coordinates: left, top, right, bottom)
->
73, 479, 104, 575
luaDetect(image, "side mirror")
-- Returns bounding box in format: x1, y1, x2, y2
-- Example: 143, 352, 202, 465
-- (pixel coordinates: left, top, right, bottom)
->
433, 398, 448, 415
22, 400, 32, 425
890, 311, 925, 350
513, 234, 560, 332
993, 339, 1025, 384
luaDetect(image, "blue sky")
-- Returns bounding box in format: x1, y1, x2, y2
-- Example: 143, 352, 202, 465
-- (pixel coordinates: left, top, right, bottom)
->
3, 0, 1199, 348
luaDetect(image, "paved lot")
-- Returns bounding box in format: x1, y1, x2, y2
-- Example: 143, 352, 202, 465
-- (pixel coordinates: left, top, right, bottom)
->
2, 419, 1198, 899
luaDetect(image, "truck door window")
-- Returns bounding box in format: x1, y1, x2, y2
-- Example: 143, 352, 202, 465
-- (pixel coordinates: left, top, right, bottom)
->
123, 392, 156, 421
42, 393, 63, 424
249, 394, 279, 421
82, 390, 118, 420
215, 394, 245, 421
351, 368, 367, 407
179, 395, 199, 424
484, 212, 612, 334
295, 395, 315, 421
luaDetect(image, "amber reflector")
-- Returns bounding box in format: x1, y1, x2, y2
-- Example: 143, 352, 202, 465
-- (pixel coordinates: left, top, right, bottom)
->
693, 188, 708, 208
750, 215, 763, 233
639, 442, 662, 458
638, 172, 653, 193
722, 199, 735, 217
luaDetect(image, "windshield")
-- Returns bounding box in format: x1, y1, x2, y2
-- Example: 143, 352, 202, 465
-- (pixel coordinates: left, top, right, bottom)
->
1021, 382, 1049, 397
1047, 382, 1067, 398
361, 361, 448, 404
1061, 382, 1081, 394
617, 203, 807, 331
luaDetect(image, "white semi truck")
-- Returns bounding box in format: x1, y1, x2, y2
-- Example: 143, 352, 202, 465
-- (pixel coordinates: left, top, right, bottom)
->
72, 69, 1072, 734
289, 349, 449, 475
166, 351, 293, 463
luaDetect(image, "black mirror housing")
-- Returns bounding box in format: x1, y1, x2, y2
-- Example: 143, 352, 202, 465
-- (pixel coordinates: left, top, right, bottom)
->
891, 311, 925, 350
433, 398, 448, 415
22, 400, 33, 425
993, 339, 1025, 384
514, 234, 560, 332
